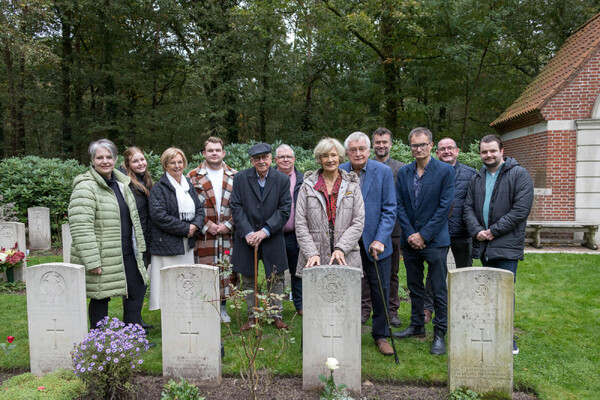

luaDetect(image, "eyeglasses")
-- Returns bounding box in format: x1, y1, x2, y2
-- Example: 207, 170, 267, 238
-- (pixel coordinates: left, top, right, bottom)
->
348, 147, 368, 154
410, 142, 431, 150
438, 146, 457, 152
252, 154, 272, 161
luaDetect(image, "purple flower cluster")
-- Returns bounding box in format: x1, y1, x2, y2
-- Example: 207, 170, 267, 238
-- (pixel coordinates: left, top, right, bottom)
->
71, 317, 150, 395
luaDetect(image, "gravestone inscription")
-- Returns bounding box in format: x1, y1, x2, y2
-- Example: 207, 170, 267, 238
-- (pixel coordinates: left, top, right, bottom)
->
161, 265, 221, 385
28, 207, 51, 250
302, 266, 361, 394
447, 267, 514, 396
26, 263, 87, 375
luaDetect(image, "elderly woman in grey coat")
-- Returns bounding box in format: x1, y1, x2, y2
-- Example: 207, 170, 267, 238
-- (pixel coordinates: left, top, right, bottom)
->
295, 138, 365, 276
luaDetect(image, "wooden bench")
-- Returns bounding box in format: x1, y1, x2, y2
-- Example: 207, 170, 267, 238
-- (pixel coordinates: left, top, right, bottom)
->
526, 221, 598, 250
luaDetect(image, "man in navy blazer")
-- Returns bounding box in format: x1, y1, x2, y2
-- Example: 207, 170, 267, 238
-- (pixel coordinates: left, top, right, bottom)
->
340, 131, 397, 356
393, 127, 455, 355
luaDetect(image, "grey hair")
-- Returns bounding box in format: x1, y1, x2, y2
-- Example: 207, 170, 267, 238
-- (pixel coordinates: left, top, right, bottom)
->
88, 139, 118, 161
275, 144, 294, 156
343, 131, 370, 151
313, 138, 345, 165
408, 127, 433, 143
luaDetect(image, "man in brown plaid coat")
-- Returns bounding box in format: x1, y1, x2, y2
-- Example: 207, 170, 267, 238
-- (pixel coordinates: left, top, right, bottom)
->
187, 137, 237, 323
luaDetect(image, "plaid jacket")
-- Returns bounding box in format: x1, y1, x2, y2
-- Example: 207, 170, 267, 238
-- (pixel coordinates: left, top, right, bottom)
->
188, 162, 237, 290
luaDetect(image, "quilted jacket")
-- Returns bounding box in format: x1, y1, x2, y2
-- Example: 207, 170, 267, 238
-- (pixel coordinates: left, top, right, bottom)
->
148, 173, 205, 256
294, 169, 365, 276
68, 167, 148, 300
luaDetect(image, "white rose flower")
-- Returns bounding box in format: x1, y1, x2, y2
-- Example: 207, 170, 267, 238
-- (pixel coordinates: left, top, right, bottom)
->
0, 253, 7, 263
326, 357, 339, 370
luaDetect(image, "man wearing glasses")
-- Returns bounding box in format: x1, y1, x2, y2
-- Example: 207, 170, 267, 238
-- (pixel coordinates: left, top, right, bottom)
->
340, 131, 397, 356
274, 144, 304, 316
393, 127, 455, 355
230, 143, 292, 331
422, 137, 477, 324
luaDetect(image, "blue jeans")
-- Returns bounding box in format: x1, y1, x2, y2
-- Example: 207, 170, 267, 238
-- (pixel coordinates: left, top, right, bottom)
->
481, 259, 518, 282
403, 246, 448, 332
360, 244, 391, 340
285, 232, 302, 311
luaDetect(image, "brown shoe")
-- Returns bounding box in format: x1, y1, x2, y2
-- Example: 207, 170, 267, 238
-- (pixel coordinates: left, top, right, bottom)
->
375, 339, 394, 356
297, 309, 303, 316
240, 318, 257, 332
424, 309, 433, 324
272, 317, 288, 330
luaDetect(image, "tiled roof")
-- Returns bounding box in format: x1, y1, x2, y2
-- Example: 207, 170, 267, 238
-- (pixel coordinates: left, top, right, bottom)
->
491, 12, 600, 128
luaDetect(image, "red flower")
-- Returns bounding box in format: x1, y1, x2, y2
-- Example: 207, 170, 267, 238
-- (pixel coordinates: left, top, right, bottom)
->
7, 336, 14, 344
224, 250, 230, 255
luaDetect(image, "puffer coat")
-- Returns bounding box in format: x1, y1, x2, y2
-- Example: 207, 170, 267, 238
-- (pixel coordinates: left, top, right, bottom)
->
68, 167, 148, 300
294, 169, 365, 277
464, 157, 534, 261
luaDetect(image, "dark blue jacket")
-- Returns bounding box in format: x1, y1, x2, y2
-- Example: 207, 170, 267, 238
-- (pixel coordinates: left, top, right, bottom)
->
396, 157, 455, 248
449, 162, 477, 238
148, 173, 204, 256
340, 159, 396, 261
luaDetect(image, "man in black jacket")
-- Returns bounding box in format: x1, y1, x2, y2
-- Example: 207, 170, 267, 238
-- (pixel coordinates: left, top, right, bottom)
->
464, 134, 534, 355
230, 143, 292, 331
423, 137, 477, 323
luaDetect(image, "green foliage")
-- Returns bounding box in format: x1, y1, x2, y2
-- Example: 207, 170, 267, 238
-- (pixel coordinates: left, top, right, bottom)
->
448, 387, 481, 400
161, 378, 205, 400
0, 156, 86, 236
0, 369, 87, 400
0, 281, 26, 294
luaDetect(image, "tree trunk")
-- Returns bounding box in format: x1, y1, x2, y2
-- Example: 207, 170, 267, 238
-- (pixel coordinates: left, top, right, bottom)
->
60, 10, 73, 155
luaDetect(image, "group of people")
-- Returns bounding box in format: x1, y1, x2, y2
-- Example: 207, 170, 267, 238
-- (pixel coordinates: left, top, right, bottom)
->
68, 126, 533, 358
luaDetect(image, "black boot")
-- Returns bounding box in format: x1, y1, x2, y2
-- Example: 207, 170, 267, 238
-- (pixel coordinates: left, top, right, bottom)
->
392, 325, 426, 339
141, 319, 153, 330
430, 329, 446, 355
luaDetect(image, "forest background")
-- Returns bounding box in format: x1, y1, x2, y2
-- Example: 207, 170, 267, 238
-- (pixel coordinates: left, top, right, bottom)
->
1, 0, 600, 162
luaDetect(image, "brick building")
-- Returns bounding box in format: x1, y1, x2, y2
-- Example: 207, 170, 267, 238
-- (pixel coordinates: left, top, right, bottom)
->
490, 12, 600, 245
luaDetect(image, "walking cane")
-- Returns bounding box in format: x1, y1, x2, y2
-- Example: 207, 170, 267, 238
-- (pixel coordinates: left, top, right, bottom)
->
372, 252, 400, 364
254, 246, 259, 317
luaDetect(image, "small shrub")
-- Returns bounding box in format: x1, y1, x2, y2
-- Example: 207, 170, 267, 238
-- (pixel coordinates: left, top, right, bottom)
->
0, 280, 26, 293
0, 369, 87, 400
71, 317, 150, 399
161, 378, 205, 400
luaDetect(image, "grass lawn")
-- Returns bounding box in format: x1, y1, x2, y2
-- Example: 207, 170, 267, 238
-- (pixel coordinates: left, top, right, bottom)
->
1, 253, 598, 399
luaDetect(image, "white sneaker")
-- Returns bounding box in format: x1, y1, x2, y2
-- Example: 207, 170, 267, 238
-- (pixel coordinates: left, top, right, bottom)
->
220, 304, 231, 323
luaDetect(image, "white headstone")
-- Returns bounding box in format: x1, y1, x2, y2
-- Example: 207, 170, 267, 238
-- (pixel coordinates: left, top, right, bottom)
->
161, 264, 221, 385
448, 267, 514, 396
62, 223, 72, 263
28, 207, 51, 250
447, 248, 456, 270
302, 266, 361, 394
0, 222, 27, 281
26, 263, 87, 375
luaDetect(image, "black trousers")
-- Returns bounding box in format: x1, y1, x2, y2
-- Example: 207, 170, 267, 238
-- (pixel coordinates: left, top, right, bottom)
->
88, 252, 146, 330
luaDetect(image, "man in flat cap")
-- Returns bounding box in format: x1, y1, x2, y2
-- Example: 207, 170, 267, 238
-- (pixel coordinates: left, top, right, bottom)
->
230, 143, 292, 331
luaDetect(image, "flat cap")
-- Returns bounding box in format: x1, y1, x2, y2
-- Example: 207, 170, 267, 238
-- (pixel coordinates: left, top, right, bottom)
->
248, 142, 272, 157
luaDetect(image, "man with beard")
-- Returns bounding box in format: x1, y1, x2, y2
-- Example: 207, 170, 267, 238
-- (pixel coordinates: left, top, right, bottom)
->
187, 137, 237, 323
360, 128, 405, 328
464, 134, 533, 355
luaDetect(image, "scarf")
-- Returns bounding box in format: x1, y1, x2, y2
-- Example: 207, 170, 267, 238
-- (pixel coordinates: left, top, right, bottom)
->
166, 173, 196, 221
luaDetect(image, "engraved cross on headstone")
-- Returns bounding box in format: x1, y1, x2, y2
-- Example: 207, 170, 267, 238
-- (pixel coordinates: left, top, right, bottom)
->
46, 318, 65, 350
322, 324, 342, 356
471, 327, 492, 363
180, 321, 200, 353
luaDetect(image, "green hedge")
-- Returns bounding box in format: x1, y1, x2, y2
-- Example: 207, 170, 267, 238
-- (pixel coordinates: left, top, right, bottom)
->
0, 141, 483, 242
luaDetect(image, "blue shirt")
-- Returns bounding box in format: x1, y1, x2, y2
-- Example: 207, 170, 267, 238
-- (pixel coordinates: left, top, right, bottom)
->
483, 164, 503, 228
